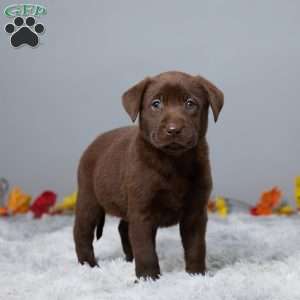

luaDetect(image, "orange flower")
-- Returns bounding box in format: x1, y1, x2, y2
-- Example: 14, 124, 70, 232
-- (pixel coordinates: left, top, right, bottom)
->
251, 187, 282, 216
7, 187, 31, 215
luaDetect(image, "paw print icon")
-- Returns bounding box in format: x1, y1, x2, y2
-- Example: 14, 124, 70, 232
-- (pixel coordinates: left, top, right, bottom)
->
5, 16, 45, 48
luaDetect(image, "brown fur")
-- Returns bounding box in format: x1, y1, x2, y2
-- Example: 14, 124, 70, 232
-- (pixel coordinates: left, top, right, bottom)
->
73, 71, 224, 280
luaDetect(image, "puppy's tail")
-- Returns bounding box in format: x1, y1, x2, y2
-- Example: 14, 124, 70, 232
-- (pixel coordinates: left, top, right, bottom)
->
96, 214, 105, 240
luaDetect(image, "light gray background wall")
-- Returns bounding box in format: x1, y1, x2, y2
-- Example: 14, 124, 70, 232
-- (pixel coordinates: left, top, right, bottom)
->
0, 0, 299, 203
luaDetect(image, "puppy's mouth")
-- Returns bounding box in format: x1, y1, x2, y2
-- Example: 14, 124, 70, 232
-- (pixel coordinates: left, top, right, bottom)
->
163, 143, 186, 152
150, 132, 197, 154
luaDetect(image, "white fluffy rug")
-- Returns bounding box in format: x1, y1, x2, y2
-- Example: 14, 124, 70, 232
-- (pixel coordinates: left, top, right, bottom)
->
1, 213, 300, 300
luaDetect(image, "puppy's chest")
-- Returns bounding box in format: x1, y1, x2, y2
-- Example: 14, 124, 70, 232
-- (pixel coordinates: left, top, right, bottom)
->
151, 175, 192, 227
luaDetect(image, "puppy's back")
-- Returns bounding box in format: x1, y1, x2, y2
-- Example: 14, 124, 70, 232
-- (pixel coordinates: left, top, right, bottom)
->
77, 126, 137, 216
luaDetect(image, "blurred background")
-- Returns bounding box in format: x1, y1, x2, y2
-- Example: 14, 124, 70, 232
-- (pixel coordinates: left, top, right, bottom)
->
0, 0, 299, 203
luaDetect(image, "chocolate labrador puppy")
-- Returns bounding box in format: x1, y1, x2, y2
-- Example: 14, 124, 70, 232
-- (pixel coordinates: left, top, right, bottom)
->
74, 71, 223, 280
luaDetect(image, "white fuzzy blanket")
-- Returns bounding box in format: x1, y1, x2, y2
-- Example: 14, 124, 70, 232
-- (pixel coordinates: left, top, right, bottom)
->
1, 214, 300, 300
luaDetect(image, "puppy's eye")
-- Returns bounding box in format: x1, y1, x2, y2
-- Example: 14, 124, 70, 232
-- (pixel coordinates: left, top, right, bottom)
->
185, 98, 197, 110
151, 99, 162, 110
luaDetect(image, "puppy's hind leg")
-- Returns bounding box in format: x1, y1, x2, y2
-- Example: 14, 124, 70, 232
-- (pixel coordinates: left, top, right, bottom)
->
118, 220, 133, 262
73, 189, 105, 267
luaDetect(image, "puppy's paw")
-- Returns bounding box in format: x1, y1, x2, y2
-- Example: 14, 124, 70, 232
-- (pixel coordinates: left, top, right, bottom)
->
77, 251, 99, 268
186, 267, 206, 276
134, 273, 160, 284
136, 269, 161, 281
78, 259, 99, 268
125, 255, 134, 262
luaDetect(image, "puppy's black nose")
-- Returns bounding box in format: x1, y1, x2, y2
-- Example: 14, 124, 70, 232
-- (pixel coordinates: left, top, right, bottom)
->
166, 123, 182, 136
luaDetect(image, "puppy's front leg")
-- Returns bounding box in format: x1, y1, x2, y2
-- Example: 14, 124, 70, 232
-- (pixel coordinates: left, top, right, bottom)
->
180, 200, 208, 275
129, 220, 160, 280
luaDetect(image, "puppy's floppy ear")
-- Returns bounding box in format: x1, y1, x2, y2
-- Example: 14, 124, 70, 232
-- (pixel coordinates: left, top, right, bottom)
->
122, 77, 151, 122
194, 75, 224, 122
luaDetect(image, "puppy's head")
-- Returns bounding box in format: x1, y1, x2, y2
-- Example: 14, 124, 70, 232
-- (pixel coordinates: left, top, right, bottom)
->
122, 71, 223, 155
